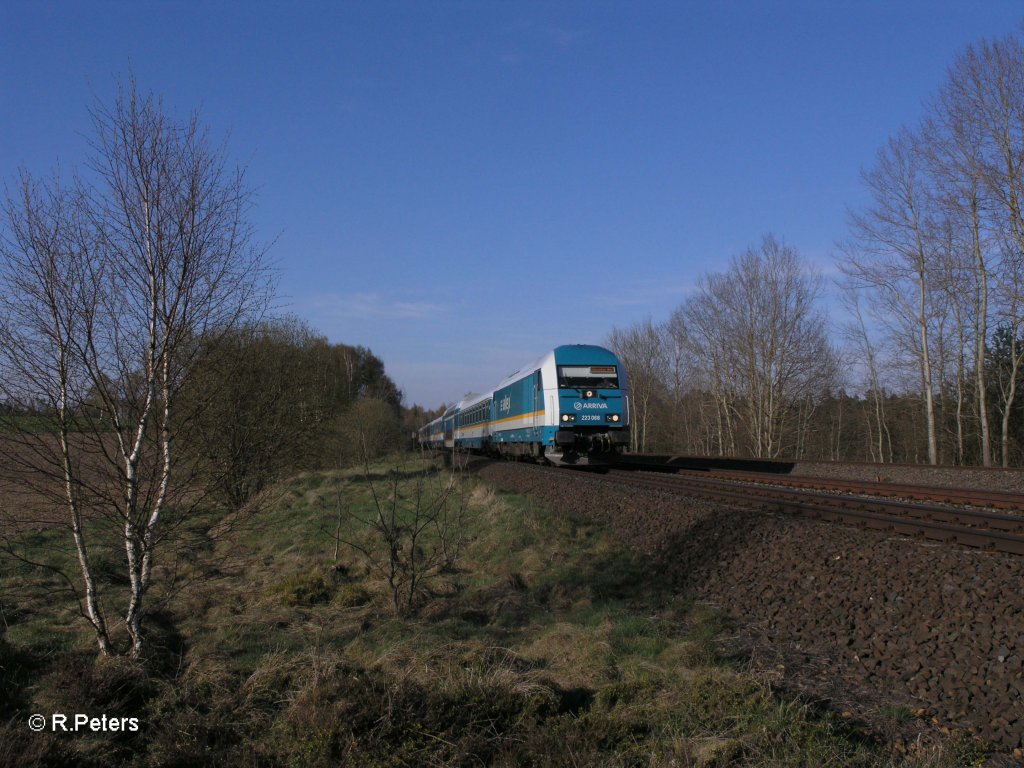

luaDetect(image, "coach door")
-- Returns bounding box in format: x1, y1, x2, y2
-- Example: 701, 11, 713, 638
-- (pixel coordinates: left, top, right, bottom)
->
531, 371, 543, 435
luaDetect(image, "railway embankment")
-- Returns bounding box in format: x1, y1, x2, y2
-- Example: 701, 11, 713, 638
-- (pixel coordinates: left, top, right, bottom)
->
476, 460, 1024, 755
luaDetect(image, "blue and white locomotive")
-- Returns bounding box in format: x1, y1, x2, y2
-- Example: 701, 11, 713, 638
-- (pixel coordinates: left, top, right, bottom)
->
417, 344, 630, 467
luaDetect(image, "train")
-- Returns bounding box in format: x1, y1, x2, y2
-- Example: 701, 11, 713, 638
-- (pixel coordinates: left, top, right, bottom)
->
417, 344, 630, 467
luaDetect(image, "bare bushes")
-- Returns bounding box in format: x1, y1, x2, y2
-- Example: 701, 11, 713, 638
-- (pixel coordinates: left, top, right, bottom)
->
335, 398, 404, 465
328, 461, 468, 616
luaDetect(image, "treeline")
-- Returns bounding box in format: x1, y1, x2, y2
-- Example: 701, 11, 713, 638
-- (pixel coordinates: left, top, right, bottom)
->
611, 33, 1024, 467
178, 316, 406, 509
609, 235, 844, 461
0, 316, 408, 509
839, 34, 1024, 467
610, 237, 1024, 465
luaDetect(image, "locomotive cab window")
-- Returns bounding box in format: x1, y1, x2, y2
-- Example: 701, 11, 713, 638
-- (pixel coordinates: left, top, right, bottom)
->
557, 365, 618, 389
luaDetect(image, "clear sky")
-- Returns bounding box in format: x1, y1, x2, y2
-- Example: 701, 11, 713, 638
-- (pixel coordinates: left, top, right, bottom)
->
2, 1, 1022, 407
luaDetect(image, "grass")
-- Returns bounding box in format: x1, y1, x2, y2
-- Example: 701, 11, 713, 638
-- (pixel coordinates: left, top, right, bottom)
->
0, 453, 988, 766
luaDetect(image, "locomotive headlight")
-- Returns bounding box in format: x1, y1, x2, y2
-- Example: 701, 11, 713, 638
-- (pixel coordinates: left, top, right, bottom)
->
561, 414, 576, 422
609, 414, 620, 422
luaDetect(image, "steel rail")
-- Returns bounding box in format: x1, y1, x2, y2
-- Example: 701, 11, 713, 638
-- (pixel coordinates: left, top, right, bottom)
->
569, 467, 1024, 556
686, 468, 1024, 512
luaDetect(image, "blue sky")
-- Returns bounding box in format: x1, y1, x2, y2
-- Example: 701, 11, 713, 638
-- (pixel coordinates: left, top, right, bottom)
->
2, 2, 1022, 407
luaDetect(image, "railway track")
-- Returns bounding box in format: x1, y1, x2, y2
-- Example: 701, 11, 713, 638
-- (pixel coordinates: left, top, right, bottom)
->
551, 464, 1024, 556
676, 467, 1024, 512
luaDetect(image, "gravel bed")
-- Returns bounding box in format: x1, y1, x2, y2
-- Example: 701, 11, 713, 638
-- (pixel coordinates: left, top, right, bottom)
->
475, 461, 1024, 754
793, 460, 1024, 494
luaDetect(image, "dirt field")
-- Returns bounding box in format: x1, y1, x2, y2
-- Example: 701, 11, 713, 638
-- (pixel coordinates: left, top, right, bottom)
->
0, 432, 167, 535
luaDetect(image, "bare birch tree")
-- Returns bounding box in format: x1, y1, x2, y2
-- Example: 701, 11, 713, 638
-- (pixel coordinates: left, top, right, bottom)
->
927, 77, 997, 465
844, 128, 941, 463
607, 319, 666, 453
991, 269, 1024, 465
838, 290, 893, 462
930, 223, 975, 464
678, 236, 835, 458
673, 290, 738, 455
0, 78, 270, 658
0, 174, 115, 652
945, 37, 1024, 466
840, 34, 1024, 466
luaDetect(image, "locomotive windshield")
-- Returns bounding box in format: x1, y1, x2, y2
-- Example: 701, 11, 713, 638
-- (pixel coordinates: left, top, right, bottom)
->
557, 365, 619, 389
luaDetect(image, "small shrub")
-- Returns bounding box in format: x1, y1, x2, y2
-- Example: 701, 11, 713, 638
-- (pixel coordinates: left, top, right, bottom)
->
330, 464, 468, 615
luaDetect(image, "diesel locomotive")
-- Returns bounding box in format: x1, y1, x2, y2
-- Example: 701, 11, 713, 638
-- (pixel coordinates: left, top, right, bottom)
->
417, 344, 630, 467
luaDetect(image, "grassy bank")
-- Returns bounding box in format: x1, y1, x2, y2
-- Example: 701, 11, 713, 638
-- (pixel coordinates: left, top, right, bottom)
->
0, 456, 982, 766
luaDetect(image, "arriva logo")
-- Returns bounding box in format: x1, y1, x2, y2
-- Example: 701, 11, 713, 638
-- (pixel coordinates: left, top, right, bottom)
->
499, 394, 511, 413
573, 401, 608, 411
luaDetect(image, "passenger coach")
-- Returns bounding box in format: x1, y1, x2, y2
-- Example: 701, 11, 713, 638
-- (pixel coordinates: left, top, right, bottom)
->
418, 344, 630, 467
